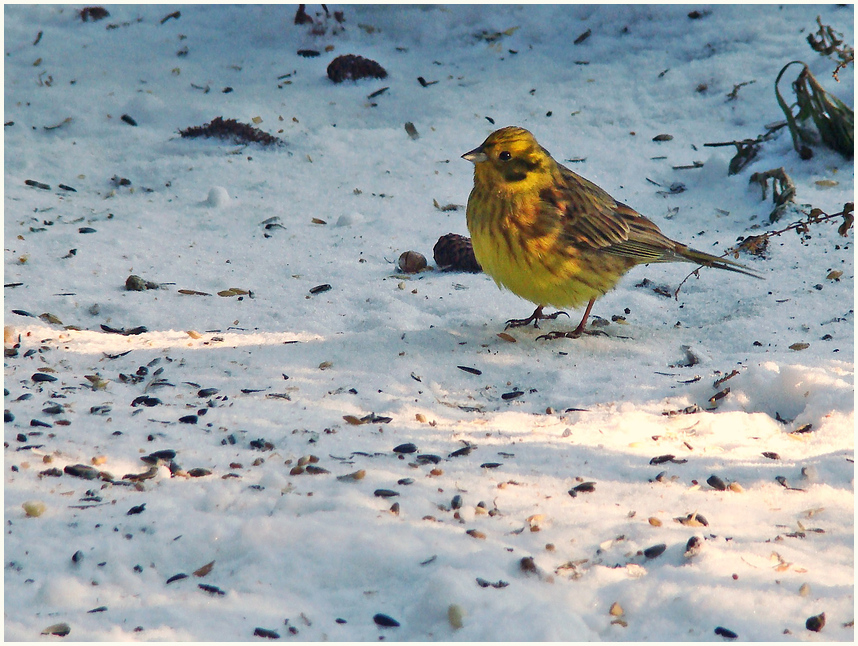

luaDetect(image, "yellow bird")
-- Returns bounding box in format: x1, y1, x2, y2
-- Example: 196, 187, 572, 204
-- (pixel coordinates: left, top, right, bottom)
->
462, 126, 760, 340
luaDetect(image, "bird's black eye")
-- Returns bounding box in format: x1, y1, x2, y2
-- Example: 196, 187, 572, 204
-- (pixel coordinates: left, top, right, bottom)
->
498, 151, 512, 161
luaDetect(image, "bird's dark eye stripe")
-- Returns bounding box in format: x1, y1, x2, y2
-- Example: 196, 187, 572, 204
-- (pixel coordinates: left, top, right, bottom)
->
498, 151, 512, 161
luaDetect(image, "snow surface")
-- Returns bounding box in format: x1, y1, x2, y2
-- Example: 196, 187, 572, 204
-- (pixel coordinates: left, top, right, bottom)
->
4, 3, 854, 642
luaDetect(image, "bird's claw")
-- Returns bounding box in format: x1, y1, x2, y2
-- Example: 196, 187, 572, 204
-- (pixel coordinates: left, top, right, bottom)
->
536, 328, 608, 341
505, 309, 569, 329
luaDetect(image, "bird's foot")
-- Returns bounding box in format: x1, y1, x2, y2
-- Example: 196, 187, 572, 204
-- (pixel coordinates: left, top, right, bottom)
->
536, 328, 608, 341
505, 306, 569, 330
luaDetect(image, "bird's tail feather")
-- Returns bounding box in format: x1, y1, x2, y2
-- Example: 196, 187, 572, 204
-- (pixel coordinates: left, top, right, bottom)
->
675, 246, 763, 279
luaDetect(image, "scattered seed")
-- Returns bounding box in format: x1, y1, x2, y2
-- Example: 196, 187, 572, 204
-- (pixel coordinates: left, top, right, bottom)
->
32, 373, 58, 383
305, 465, 330, 475
449, 446, 474, 458
193, 560, 215, 577
649, 454, 675, 465
309, 284, 331, 295
166, 573, 188, 584
568, 482, 595, 497
519, 556, 537, 573
573, 28, 591, 44
714, 626, 738, 639
480, 462, 501, 469
466, 529, 486, 540
131, 396, 161, 407
675, 512, 708, 527
139, 450, 176, 465
653, 133, 673, 141
643, 543, 667, 559
23, 500, 47, 517
416, 454, 442, 465
41, 623, 70, 637
501, 390, 524, 400
447, 604, 464, 629
397, 251, 427, 273
87, 606, 107, 614
393, 443, 418, 454
337, 469, 366, 482
374, 489, 399, 498
806, 613, 825, 632
253, 627, 280, 639
64, 464, 99, 480
188, 468, 212, 478
609, 602, 624, 617
451, 494, 463, 510
762, 451, 780, 460
126, 504, 146, 516
648, 517, 662, 527
457, 365, 482, 375
123, 466, 158, 482
799, 583, 811, 597
198, 583, 225, 596
707, 475, 727, 491
684, 536, 703, 558
373, 613, 400, 628
404, 122, 419, 140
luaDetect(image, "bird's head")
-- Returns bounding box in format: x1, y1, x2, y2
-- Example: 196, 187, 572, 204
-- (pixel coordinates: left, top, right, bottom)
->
462, 126, 554, 191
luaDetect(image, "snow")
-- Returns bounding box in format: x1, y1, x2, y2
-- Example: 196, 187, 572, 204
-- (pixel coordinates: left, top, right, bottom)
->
3, 3, 854, 641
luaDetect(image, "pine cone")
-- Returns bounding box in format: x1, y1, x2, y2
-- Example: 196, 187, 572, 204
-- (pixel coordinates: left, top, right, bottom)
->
327, 55, 388, 83
433, 233, 482, 273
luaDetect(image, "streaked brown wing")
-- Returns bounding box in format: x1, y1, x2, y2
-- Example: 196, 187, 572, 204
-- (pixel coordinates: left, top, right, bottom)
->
543, 164, 679, 263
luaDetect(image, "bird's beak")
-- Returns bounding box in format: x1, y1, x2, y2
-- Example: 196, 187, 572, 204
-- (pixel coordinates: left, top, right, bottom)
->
462, 146, 488, 164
